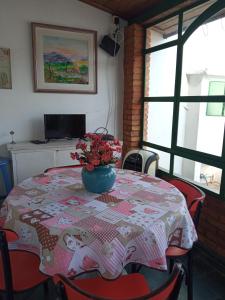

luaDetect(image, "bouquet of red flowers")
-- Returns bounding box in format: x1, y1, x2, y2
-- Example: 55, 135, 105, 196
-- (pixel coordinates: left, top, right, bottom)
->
71, 133, 122, 171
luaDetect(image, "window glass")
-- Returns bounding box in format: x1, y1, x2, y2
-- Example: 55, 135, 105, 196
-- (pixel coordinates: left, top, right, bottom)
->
181, 13, 225, 96
145, 47, 177, 97
143, 102, 173, 148
146, 16, 178, 48
177, 102, 224, 156
174, 156, 221, 194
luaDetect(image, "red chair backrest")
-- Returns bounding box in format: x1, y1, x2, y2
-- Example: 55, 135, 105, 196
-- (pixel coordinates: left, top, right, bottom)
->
169, 178, 205, 227
54, 263, 184, 300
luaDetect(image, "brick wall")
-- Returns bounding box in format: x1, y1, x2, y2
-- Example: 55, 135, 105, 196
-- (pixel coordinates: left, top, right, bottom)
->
123, 24, 144, 157
198, 195, 225, 258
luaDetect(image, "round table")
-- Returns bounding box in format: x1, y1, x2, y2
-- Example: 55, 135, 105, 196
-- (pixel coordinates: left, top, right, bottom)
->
2, 167, 197, 279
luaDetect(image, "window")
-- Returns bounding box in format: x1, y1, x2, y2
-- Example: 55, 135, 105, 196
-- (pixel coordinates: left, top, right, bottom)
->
142, 1, 225, 198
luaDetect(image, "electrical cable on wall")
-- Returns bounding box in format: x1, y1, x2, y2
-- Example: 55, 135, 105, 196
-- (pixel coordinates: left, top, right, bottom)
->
104, 16, 121, 136
113, 24, 121, 136
105, 54, 113, 130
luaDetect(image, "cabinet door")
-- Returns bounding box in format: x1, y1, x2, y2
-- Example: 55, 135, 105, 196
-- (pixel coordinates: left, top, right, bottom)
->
14, 150, 55, 183
55, 149, 79, 167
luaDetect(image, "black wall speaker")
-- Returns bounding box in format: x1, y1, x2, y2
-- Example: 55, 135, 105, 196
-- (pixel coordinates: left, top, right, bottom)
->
99, 35, 120, 56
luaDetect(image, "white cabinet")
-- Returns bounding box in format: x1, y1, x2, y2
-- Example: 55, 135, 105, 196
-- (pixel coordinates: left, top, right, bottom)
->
13, 150, 55, 183
55, 149, 75, 167
7, 140, 78, 185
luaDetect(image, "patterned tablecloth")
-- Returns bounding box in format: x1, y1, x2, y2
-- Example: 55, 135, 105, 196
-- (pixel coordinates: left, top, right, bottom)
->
2, 167, 197, 279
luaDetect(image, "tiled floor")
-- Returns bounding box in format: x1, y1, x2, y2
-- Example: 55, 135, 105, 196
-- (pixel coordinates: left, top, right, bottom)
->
4, 247, 225, 300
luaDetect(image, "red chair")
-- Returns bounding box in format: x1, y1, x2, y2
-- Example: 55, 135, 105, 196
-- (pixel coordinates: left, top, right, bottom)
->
0, 230, 50, 300
53, 263, 184, 300
44, 164, 84, 173
166, 178, 205, 300
1, 229, 19, 243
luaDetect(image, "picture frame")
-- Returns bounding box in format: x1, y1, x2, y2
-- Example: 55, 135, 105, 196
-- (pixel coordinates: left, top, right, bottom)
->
32, 23, 97, 94
0, 47, 12, 89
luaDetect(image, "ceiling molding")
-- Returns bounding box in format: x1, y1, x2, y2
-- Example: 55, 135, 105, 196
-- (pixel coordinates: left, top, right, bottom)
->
78, 0, 126, 19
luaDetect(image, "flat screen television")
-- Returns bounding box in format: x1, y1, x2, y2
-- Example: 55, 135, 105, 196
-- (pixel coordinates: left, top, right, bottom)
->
44, 114, 86, 140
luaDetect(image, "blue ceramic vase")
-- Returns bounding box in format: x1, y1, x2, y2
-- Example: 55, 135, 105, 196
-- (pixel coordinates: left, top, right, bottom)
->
81, 165, 116, 194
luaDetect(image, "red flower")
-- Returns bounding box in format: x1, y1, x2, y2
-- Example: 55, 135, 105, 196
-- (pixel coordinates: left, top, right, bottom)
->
91, 159, 100, 166
101, 153, 111, 163
71, 133, 122, 171
71, 152, 79, 160
81, 143, 87, 151
113, 139, 121, 146
86, 163, 94, 171
76, 142, 87, 151
79, 158, 85, 165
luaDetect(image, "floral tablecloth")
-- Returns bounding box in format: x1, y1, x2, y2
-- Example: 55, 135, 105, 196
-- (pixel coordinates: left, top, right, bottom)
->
2, 167, 197, 279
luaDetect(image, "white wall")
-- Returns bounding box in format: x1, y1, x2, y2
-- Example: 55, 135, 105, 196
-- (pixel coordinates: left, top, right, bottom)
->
0, 0, 124, 156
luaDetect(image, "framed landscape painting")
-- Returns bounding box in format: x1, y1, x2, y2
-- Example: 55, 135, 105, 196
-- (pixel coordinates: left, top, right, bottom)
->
32, 23, 97, 93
